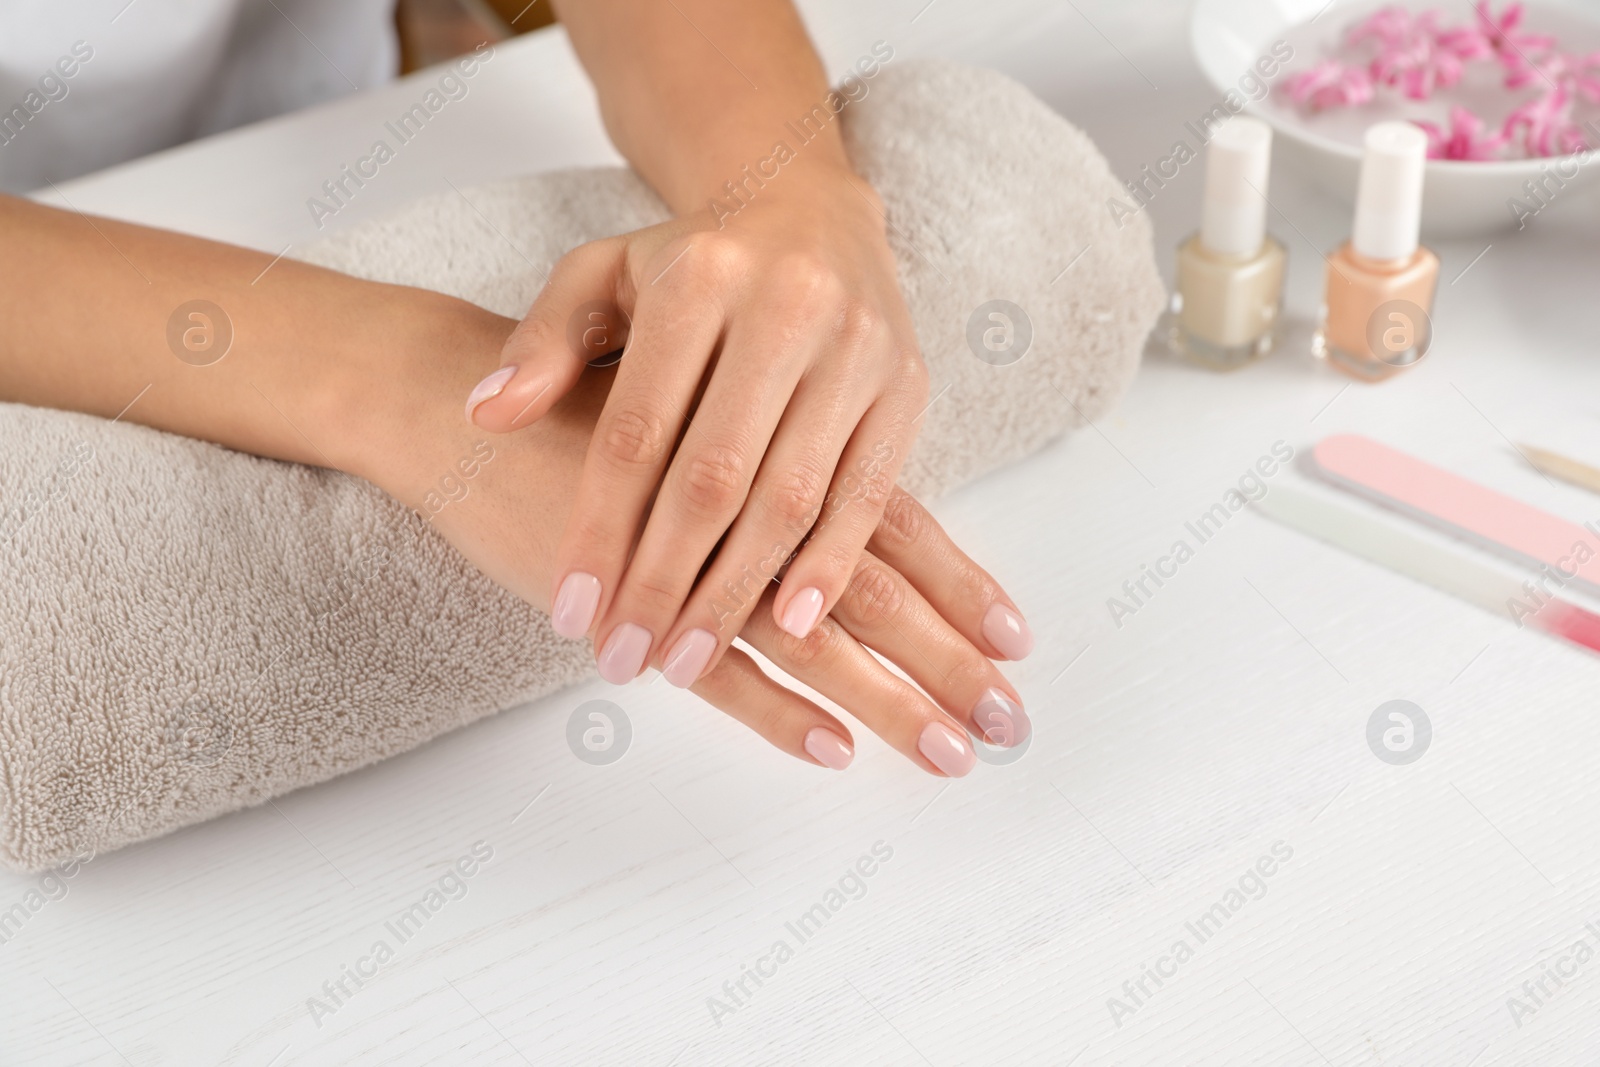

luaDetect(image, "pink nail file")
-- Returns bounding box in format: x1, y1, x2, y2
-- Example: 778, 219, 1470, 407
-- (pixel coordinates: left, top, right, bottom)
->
1310, 434, 1600, 598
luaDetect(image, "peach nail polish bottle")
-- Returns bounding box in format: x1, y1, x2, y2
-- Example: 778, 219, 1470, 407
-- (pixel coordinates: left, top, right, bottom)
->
1313, 122, 1439, 381
1167, 116, 1286, 370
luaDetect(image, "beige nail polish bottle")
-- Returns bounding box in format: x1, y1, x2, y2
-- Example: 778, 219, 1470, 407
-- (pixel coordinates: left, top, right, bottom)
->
1167, 116, 1286, 370
1313, 122, 1439, 381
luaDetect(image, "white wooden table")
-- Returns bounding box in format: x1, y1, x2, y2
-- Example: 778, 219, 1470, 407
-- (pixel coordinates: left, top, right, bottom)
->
7, 2, 1600, 1064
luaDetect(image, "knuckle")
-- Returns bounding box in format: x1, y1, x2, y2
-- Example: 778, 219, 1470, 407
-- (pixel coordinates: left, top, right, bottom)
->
843, 560, 904, 627
748, 696, 790, 740
814, 538, 863, 585
503, 314, 558, 362
577, 235, 625, 268
548, 237, 624, 299
947, 657, 997, 699
876, 490, 926, 550
832, 463, 893, 526
690, 233, 746, 283
677, 445, 748, 515
888, 692, 931, 729
856, 463, 895, 513
599, 407, 670, 468
624, 569, 683, 617
954, 562, 998, 608
548, 244, 591, 285
834, 299, 880, 348
779, 616, 839, 670
762, 462, 828, 533
692, 662, 734, 701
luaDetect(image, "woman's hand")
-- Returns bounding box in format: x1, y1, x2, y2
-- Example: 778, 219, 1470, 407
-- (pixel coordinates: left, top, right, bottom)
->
366, 324, 1026, 777
463, 170, 930, 692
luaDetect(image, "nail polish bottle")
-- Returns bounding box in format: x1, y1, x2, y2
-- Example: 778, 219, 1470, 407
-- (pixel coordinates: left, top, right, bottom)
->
1167, 116, 1286, 370
1313, 122, 1439, 381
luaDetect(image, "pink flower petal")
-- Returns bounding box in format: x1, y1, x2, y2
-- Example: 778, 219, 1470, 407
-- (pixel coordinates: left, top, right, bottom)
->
1284, 0, 1594, 159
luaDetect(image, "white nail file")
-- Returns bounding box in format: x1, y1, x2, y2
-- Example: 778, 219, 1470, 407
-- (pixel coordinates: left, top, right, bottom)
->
1254, 484, 1600, 655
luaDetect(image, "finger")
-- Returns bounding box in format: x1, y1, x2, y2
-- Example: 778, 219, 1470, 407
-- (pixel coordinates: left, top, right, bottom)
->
549, 260, 722, 647
831, 550, 1029, 748
689, 645, 855, 769
644, 355, 843, 690
741, 589, 977, 778
769, 387, 916, 640
869, 488, 1034, 661
467, 237, 629, 432
596, 257, 840, 684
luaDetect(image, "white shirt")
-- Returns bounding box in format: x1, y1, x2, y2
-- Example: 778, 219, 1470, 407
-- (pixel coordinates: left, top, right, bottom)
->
0, 0, 397, 193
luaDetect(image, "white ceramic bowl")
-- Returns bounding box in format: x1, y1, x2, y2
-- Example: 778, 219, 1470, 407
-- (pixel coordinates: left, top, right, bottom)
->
1190, 0, 1600, 236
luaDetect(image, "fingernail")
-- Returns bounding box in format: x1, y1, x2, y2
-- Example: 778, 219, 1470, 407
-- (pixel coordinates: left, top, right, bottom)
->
972, 688, 1031, 747
551, 572, 601, 639
662, 628, 716, 688
465, 365, 518, 423
597, 622, 652, 685
982, 602, 1034, 660
918, 721, 976, 777
804, 728, 854, 770
779, 587, 825, 638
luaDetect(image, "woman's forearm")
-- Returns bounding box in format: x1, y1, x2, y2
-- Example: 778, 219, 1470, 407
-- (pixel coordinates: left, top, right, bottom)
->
0, 194, 510, 476
550, 0, 853, 214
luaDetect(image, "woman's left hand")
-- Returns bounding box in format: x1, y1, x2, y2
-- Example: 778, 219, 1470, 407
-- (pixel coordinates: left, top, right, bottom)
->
464, 167, 930, 690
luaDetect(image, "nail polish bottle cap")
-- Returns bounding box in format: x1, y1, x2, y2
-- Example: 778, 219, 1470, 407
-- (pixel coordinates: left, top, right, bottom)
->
1352, 122, 1427, 261
1200, 116, 1272, 258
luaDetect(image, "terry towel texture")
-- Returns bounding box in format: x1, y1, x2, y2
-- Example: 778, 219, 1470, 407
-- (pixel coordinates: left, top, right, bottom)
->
0, 59, 1163, 871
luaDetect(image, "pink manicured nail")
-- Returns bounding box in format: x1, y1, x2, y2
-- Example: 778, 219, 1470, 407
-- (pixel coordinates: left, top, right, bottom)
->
597, 622, 652, 685
804, 728, 854, 770
779, 587, 825, 638
982, 602, 1034, 660
551, 572, 601, 639
662, 629, 716, 688
918, 722, 976, 777
972, 688, 1031, 747
465, 365, 517, 423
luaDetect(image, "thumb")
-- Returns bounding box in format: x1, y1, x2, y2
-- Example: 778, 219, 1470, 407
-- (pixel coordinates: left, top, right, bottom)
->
466, 237, 630, 432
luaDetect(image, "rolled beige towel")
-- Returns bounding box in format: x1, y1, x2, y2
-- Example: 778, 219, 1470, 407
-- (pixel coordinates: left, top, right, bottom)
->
0, 58, 1162, 872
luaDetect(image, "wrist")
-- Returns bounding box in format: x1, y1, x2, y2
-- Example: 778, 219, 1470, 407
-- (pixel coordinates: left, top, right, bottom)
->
318, 285, 616, 610
775, 159, 884, 214
702, 157, 886, 237
324, 288, 515, 499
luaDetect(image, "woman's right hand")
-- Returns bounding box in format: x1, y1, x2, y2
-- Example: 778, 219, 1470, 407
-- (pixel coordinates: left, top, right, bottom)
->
357, 313, 1032, 777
